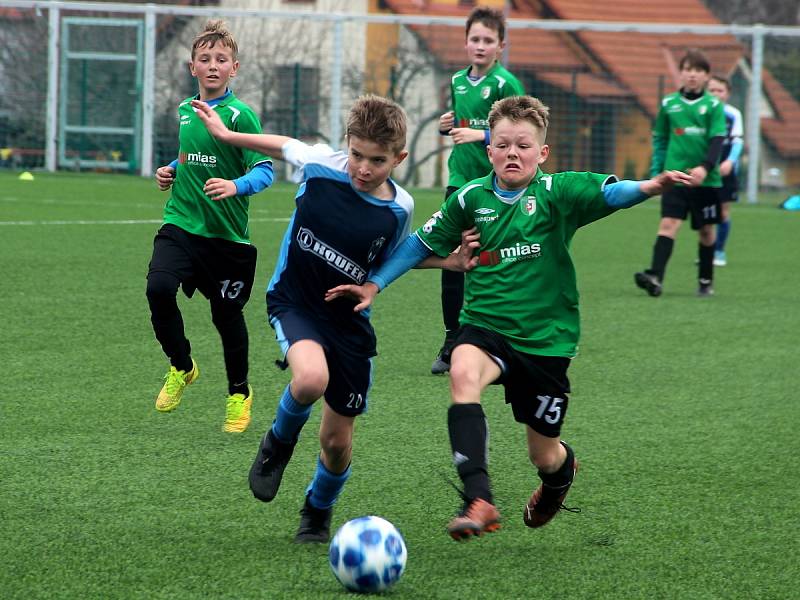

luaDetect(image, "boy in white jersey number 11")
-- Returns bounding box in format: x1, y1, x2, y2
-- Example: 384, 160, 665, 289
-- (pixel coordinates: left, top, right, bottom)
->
327, 95, 692, 541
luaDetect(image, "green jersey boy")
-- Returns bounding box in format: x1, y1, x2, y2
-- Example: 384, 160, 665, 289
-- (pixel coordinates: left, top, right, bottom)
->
635, 49, 726, 298
326, 95, 691, 541
432, 6, 525, 375
148, 21, 272, 433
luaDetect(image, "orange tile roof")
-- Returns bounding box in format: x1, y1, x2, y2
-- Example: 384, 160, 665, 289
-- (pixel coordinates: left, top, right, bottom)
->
382, 0, 800, 159
0, 8, 30, 20
761, 70, 800, 157
540, 0, 720, 23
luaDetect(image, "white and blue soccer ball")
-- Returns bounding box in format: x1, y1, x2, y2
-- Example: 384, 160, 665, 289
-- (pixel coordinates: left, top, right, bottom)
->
329, 516, 407, 593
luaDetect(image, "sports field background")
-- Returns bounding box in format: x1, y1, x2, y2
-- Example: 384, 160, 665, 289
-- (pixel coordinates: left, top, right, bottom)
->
1, 172, 797, 599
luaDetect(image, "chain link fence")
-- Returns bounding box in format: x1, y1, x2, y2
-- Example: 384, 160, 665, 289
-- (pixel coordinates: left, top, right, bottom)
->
2, 1, 800, 201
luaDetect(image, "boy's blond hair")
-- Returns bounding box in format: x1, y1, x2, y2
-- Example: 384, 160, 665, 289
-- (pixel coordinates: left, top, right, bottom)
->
488, 96, 550, 141
346, 95, 407, 155
191, 20, 238, 60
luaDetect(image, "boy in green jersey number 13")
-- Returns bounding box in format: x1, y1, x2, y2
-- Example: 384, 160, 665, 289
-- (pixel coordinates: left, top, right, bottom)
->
635, 49, 726, 298
147, 21, 273, 432
326, 96, 691, 540
432, 6, 525, 375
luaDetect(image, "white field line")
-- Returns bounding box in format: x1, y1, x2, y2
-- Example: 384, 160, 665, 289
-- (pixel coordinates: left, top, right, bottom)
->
0, 217, 291, 226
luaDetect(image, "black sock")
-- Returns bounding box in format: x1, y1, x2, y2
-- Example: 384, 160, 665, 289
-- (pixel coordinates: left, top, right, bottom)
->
539, 442, 576, 489
448, 404, 492, 503
698, 243, 715, 282
650, 235, 674, 281
441, 270, 464, 333
229, 381, 249, 396
172, 358, 193, 373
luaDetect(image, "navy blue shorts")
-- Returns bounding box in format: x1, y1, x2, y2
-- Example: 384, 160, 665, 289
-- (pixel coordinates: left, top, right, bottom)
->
268, 305, 373, 417
452, 324, 572, 438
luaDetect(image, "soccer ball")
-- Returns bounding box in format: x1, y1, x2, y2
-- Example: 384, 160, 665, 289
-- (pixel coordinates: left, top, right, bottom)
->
329, 516, 407, 593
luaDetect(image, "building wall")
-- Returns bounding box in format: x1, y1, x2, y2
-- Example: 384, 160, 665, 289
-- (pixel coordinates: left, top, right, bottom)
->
615, 108, 653, 179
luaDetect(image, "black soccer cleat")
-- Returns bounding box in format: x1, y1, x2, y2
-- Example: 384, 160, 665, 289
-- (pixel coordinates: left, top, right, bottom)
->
294, 494, 333, 544
249, 428, 296, 503
431, 333, 457, 375
430, 348, 451, 375
697, 279, 715, 297
634, 271, 663, 297
524, 458, 580, 529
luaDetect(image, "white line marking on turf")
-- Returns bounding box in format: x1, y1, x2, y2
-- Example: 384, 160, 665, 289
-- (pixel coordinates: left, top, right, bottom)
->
0, 217, 291, 226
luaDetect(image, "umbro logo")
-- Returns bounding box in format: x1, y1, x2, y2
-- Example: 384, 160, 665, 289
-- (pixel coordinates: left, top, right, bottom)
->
474, 207, 495, 215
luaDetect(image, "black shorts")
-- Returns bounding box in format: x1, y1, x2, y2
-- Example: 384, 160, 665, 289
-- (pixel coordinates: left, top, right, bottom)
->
268, 305, 373, 418
452, 325, 572, 438
148, 224, 257, 310
661, 187, 721, 229
720, 173, 739, 203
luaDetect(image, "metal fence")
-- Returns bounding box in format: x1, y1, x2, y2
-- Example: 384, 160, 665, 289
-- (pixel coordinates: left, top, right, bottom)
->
2, 0, 800, 202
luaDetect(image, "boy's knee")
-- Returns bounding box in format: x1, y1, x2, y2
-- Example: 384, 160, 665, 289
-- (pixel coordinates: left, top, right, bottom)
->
450, 360, 477, 386
291, 370, 328, 402
146, 271, 179, 303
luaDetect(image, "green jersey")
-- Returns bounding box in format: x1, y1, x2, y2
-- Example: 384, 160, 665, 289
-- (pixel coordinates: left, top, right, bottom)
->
165, 92, 271, 244
650, 91, 726, 188
447, 62, 525, 188
417, 170, 617, 357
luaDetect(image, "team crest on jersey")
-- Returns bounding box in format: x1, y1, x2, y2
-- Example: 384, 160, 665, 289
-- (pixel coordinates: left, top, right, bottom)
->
367, 236, 386, 263
481, 86, 491, 99
521, 195, 537, 216
699, 105, 707, 115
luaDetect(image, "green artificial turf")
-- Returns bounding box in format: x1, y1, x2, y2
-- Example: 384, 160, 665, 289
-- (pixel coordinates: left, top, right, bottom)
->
1, 172, 797, 599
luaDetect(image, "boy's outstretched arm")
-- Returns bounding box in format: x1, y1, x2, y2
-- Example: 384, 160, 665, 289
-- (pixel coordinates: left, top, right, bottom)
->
604, 170, 694, 209
325, 229, 480, 312
191, 100, 291, 158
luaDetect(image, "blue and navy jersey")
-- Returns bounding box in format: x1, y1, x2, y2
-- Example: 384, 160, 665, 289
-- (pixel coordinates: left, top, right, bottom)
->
720, 103, 744, 163
267, 140, 414, 354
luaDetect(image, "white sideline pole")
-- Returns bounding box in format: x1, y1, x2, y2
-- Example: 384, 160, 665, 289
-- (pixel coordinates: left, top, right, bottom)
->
140, 5, 156, 176
746, 25, 764, 204
329, 18, 344, 150
45, 1, 61, 172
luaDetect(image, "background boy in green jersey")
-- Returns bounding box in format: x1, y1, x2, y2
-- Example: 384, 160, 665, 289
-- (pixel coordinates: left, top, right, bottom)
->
147, 21, 273, 433
432, 6, 525, 375
326, 96, 691, 540
635, 49, 726, 297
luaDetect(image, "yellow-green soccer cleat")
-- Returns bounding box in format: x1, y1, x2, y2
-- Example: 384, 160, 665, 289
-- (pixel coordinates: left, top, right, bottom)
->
155, 359, 199, 412
223, 385, 253, 433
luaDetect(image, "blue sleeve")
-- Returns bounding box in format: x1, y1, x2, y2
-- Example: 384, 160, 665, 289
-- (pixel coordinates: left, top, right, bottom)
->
728, 138, 743, 166
168, 158, 178, 170
233, 161, 274, 196
483, 129, 491, 146
368, 233, 432, 291
603, 180, 648, 209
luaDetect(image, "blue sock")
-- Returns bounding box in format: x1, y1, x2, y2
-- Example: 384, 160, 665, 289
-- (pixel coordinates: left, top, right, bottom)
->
271, 385, 312, 443
716, 219, 731, 252
306, 456, 351, 510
